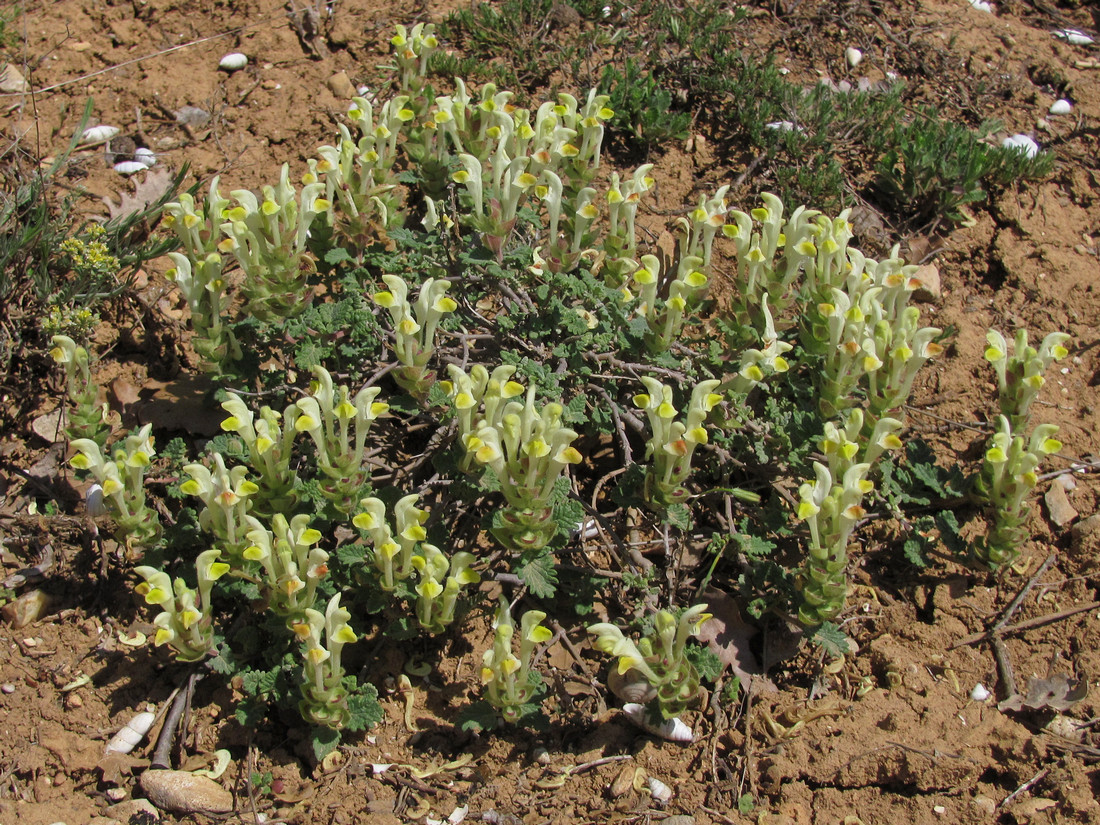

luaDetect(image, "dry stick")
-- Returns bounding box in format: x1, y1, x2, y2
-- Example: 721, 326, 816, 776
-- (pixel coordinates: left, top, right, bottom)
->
975, 555, 1056, 701
549, 619, 597, 684
150, 672, 202, 769
994, 555, 1057, 632
568, 754, 632, 774
998, 767, 1051, 810
953, 601, 1100, 647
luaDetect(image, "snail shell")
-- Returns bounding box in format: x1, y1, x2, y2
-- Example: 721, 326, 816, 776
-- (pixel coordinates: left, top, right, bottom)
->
218, 52, 248, 71
105, 710, 156, 755
647, 776, 673, 804
621, 703, 694, 742
607, 668, 657, 704
133, 147, 157, 167
114, 161, 149, 176
80, 125, 120, 145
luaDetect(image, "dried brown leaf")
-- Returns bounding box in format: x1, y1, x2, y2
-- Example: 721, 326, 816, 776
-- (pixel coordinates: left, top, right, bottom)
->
102, 167, 174, 222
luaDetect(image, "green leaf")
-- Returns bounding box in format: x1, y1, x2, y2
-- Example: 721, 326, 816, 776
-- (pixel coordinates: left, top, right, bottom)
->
234, 698, 268, 728
666, 503, 694, 531
324, 247, 353, 266
517, 549, 558, 599
310, 726, 341, 763
810, 622, 850, 657
344, 678, 384, 732
457, 700, 499, 733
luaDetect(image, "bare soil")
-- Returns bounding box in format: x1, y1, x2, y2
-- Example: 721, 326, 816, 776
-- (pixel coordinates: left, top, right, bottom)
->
2, 1, 1099, 824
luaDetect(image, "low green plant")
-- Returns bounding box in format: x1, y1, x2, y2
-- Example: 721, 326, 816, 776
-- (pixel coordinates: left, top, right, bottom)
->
480, 599, 552, 724
69, 424, 162, 554
65, 22, 1074, 763
49, 334, 110, 448
874, 112, 1054, 227
588, 604, 711, 721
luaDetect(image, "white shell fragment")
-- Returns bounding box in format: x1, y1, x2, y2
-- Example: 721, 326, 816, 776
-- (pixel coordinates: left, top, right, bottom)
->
971, 683, 991, 702
845, 47, 863, 68
105, 710, 156, 755
1055, 28, 1094, 46
1001, 134, 1040, 159
622, 703, 694, 742
967, 0, 993, 12
133, 147, 157, 167
1049, 99, 1073, 115
765, 120, 800, 133
114, 161, 149, 176
218, 52, 248, 71
80, 125, 120, 145
647, 776, 673, 803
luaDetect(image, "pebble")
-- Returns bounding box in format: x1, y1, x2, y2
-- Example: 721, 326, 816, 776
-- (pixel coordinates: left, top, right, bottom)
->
140, 770, 233, 814
1, 684, 15, 694
845, 47, 863, 68
105, 787, 127, 802
1045, 483, 1078, 528
326, 71, 356, 99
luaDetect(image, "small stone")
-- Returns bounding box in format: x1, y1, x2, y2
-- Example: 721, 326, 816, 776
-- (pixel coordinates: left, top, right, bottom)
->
65, 693, 83, 709
1045, 483, 1078, 528
913, 263, 942, 302
970, 683, 991, 702
933, 805, 946, 815
973, 796, 996, 815
1, 684, 15, 694
105, 787, 127, 802
845, 47, 863, 68
1070, 514, 1100, 545
0, 64, 29, 94
609, 765, 636, 798
326, 71, 356, 99
661, 817, 696, 825
140, 770, 233, 815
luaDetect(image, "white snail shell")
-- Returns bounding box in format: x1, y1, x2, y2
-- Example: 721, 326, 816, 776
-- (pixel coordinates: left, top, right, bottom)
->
1049, 99, 1072, 115
105, 710, 156, 754
607, 668, 657, 704
219, 52, 248, 71
647, 776, 673, 804
845, 47, 863, 68
621, 703, 694, 742
133, 147, 157, 167
1055, 28, 1094, 45
1001, 134, 1039, 159
80, 125, 120, 145
114, 161, 149, 176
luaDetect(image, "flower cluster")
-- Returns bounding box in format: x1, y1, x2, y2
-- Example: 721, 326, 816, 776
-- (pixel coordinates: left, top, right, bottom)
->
69, 424, 162, 552
445, 366, 582, 551
353, 493, 480, 633
373, 274, 457, 400
50, 334, 110, 447
293, 594, 359, 729
481, 600, 552, 723
588, 604, 711, 721
134, 549, 228, 662
633, 378, 723, 509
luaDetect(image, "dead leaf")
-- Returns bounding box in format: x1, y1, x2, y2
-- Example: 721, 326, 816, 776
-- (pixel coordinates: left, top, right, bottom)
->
696, 587, 761, 689
110, 376, 141, 408
102, 166, 175, 222
30, 408, 65, 443
998, 673, 1087, 712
